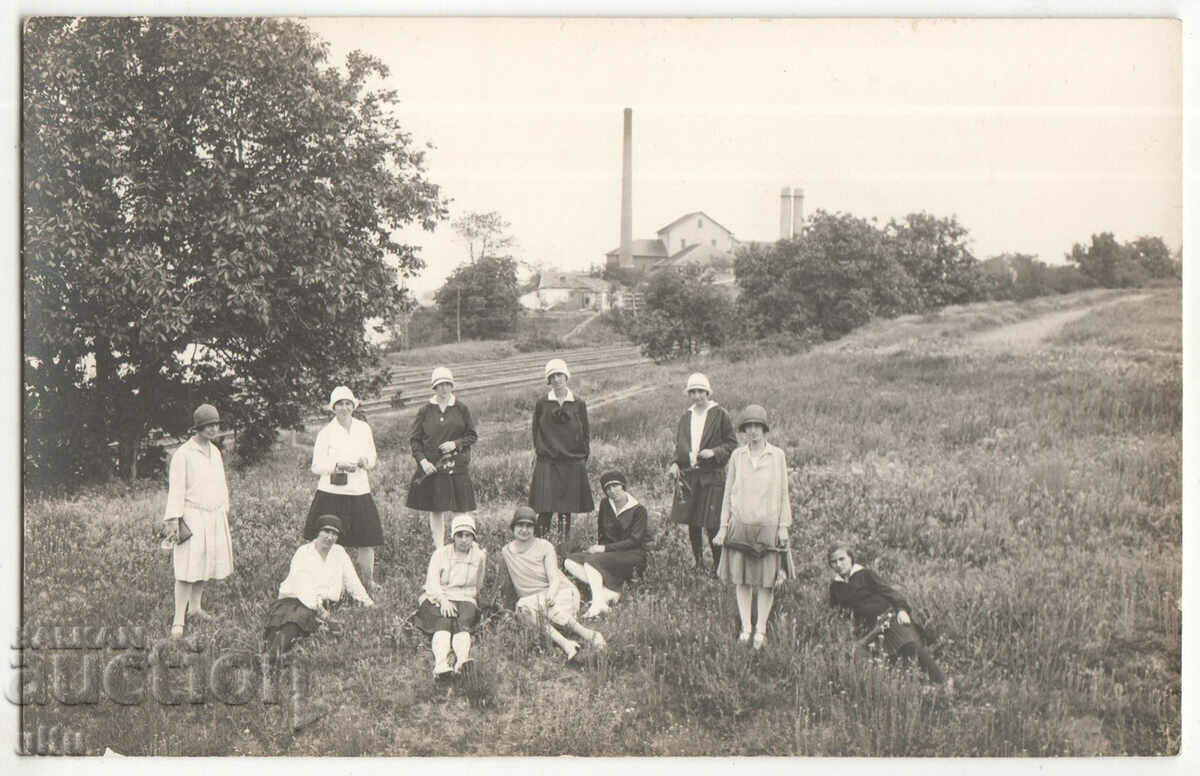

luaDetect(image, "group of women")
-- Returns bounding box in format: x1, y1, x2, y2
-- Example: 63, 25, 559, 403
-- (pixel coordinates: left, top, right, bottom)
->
161, 359, 945, 685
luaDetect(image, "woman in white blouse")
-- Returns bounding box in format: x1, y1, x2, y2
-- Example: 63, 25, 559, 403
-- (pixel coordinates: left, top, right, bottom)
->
302, 386, 383, 593
264, 514, 374, 654
163, 404, 235, 639
413, 514, 487, 680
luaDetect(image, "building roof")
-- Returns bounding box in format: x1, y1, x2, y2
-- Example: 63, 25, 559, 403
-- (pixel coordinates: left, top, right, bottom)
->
539, 272, 610, 292
605, 239, 668, 258
655, 211, 735, 238
665, 243, 734, 267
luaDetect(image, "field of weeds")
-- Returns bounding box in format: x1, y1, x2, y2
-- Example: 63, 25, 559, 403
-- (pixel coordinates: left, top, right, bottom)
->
19, 288, 1180, 756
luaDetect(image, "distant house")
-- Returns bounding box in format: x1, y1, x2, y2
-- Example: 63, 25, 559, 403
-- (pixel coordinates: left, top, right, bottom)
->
606, 211, 738, 272
519, 271, 612, 312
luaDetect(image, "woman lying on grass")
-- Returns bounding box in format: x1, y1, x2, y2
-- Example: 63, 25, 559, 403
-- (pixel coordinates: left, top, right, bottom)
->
501, 506, 606, 661
564, 470, 648, 619
414, 515, 486, 681
827, 544, 947, 685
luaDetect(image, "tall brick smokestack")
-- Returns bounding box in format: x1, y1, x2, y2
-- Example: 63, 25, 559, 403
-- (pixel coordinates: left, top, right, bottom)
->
791, 185, 804, 238
779, 186, 792, 240
619, 108, 633, 268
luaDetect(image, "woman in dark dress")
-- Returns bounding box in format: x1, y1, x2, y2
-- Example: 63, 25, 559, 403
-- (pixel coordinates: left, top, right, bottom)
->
827, 544, 946, 684
564, 471, 648, 619
667, 372, 738, 574
529, 358, 593, 540
406, 367, 479, 549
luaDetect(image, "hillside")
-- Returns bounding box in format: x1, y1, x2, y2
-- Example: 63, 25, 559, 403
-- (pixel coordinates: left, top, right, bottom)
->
20, 287, 1180, 756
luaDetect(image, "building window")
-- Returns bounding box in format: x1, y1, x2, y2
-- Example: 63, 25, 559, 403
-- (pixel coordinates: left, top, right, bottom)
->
680, 238, 686, 250
711, 239, 716, 247
697, 218, 703, 228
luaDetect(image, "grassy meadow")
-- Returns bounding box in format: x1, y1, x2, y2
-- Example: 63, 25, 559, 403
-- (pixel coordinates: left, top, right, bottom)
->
19, 287, 1181, 756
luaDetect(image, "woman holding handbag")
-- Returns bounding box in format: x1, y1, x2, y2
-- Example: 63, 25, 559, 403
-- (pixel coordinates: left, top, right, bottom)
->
406, 367, 479, 549
303, 386, 383, 593
667, 373, 738, 574
713, 404, 794, 650
163, 403, 235, 639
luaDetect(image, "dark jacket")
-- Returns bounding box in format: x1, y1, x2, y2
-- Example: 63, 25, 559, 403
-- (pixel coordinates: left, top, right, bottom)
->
597, 500, 649, 553
829, 567, 912, 633
410, 400, 478, 470
672, 404, 737, 485
532, 395, 590, 461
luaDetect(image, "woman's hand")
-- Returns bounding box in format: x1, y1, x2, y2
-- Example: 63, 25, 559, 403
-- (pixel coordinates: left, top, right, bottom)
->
439, 598, 458, 618
776, 525, 789, 547
712, 526, 726, 546
337, 461, 359, 473
895, 610, 911, 625
438, 440, 456, 454
697, 449, 715, 460
420, 459, 437, 476
356, 456, 370, 469
587, 544, 605, 554
667, 462, 680, 479
165, 518, 181, 543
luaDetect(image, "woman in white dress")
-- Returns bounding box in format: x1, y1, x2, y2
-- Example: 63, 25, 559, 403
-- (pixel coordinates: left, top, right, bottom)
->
163, 403, 235, 638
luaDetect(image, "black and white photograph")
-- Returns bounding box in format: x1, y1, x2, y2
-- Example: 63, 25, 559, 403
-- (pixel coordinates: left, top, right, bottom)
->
10, 3, 1190, 767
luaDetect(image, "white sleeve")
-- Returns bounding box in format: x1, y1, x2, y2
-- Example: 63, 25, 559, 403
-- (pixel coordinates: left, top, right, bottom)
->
340, 548, 373, 605
164, 449, 187, 520
311, 425, 335, 476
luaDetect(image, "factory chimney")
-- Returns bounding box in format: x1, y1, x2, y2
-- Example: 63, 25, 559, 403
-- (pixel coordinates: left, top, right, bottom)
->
619, 108, 633, 268
791, 186, 805, 238
779, 186, 792, 240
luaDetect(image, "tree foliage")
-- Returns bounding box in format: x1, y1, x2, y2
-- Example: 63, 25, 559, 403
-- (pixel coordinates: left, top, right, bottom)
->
885, 212, 986, 308
632, 265, 733, 362
451, 210, 517, 263
736, 210, 919, 341
23, 18, 447, 486
1066, 233, 1178, 288
434, 256, 521, 339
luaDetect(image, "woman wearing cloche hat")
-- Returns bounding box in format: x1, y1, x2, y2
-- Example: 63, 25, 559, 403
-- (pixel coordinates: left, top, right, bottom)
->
406, 366, 479, 549
303, 386, 384, 593
528, 358, 594, 540
712, 404, 795, 650
667, 372, 738, 575
162, 403, 235, 638
414, 514, 487, 680
564, 470, 649, 619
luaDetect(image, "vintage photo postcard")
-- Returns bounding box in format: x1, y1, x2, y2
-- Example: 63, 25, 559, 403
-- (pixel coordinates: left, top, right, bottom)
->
12, 10, 1187, 771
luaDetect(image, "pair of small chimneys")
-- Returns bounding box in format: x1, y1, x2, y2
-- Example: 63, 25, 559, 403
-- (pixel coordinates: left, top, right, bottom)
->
780, 186, 805, 240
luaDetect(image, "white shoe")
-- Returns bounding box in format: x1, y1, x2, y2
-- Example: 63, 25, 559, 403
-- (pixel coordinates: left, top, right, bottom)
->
590, 633, 607, 651
737, 631, 751, 644
752, 633, 766, 650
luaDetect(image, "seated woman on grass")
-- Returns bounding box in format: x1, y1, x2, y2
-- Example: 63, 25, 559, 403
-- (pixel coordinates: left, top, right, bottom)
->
414, 515, 487, 681
564, 470, 648, 619
263, 515, 374, 655
827, 543, 946, 685
501, 506, 606, 661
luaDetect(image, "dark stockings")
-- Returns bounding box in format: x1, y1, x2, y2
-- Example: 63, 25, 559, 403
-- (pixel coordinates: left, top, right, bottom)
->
688, 525, 721, 570
536, 512, 571, 539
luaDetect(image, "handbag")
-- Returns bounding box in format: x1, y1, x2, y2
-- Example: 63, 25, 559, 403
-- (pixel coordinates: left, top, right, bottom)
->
669, 476, 692, 525
329, 471, 349, 486
177, 517, 193, 544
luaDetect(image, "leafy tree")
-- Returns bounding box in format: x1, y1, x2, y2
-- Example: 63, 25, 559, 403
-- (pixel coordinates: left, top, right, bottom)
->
1127, 235, 1178, 279
451, 210, 517, 263
885, 212, 986, 308
1066, 232, 1138, 287
23, 18, 446, 485
632, 265, 733, 361
736, 210, 916, 340
434, 256, 521, 340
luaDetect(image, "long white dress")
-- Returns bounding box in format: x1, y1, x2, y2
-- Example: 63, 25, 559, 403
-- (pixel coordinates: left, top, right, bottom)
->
164, 437, 235, 582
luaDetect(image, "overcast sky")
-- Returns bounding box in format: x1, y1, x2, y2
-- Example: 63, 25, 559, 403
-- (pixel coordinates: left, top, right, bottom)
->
307, 17, 1181, 297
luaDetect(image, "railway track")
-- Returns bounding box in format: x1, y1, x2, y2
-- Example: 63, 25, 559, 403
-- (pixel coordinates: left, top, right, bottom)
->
350, 344, 648, 416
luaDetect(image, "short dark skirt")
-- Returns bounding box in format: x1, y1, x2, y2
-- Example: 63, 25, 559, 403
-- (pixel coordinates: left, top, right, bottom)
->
529, 458, 594, 514
263, 597, 321, 637
303, 490, 384, 547
565, 549, 647, 592
671, 469, 725, 531
405, 470, 477, 513
412, 598, 480, 635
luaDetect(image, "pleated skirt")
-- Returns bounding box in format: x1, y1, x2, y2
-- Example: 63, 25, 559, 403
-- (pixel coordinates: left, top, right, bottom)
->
303, 490, 384, 547
529, 458, 594, 514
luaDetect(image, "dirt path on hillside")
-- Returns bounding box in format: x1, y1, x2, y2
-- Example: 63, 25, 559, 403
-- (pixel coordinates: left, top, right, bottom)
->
968, 294, 1150, 350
